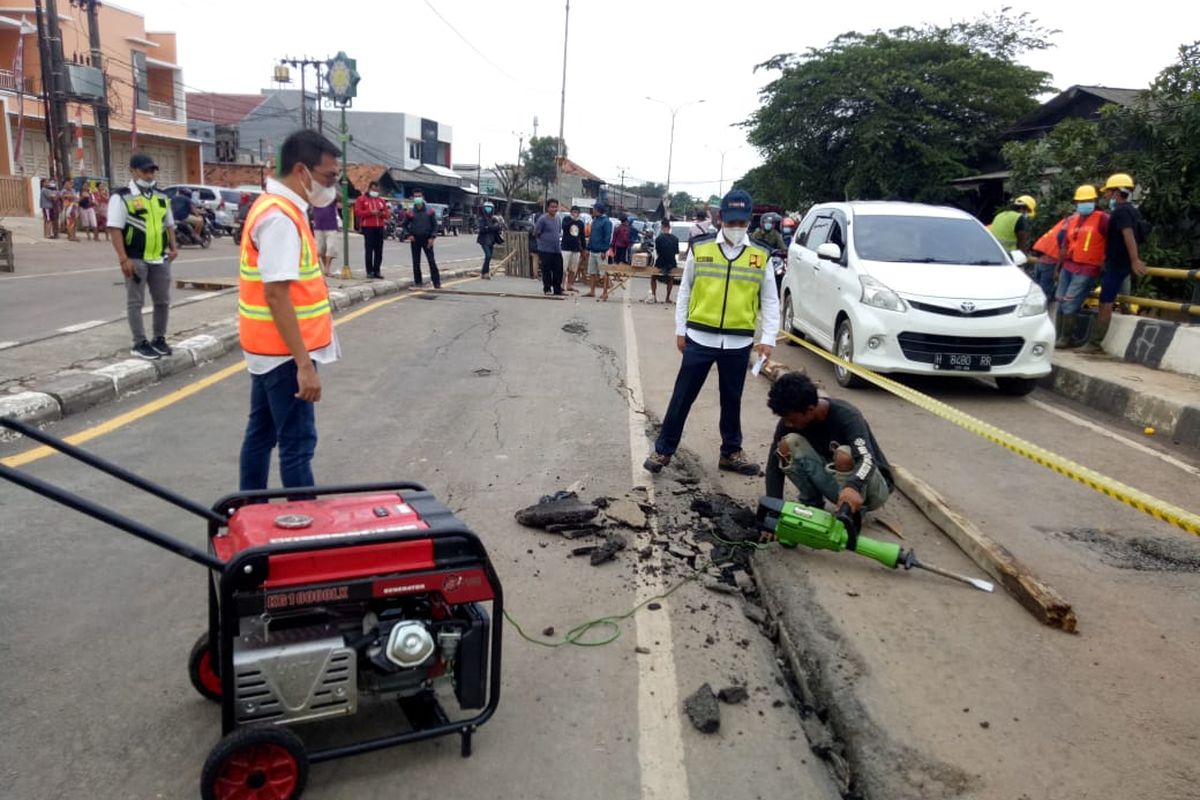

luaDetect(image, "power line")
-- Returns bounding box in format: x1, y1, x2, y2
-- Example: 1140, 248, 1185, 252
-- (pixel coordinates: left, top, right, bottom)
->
420, 0, 518, 83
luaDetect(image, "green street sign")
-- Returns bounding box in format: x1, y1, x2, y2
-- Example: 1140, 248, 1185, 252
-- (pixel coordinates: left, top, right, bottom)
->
326, 52, 360, 106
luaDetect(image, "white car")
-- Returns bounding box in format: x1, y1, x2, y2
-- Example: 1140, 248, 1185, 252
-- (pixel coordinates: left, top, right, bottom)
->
781, 201, 1054, 396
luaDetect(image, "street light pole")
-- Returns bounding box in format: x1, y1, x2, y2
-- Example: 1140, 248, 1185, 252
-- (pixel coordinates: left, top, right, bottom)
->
645, 97, 705, 215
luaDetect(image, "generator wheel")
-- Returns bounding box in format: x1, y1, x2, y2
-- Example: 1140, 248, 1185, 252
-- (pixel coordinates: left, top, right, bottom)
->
201, 726, 308, 800
188, 632, 222, 702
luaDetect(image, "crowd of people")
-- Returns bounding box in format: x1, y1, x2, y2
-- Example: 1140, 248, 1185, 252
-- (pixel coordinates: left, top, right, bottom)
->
38, 179, 108, 242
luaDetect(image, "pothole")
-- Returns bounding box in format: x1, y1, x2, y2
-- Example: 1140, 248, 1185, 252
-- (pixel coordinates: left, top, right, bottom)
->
561, 319, 588, 335
1048, 527, 1200, 572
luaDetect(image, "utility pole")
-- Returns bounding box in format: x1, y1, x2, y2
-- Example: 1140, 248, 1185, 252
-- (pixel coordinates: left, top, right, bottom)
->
83, 0, 112, 182
33, 0, 58, 181
616, 166, 629, 214
280, 56, 327, 130
555, 0, 569, 201
42, 0, 73, 181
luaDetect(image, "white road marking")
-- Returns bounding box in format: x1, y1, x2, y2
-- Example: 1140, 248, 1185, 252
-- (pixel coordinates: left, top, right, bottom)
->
57, 319, 107, 333
0, 340, 19, 350
622, 297, 691, 800
1026, 396, 1200, 479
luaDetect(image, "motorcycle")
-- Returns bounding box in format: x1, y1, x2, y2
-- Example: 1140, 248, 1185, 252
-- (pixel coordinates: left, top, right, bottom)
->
176, 217, 213, 249
770, 249, 786, 294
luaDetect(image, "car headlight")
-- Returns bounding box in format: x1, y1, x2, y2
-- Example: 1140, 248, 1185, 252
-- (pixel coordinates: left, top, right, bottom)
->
1018, 284, 1047, 317
859, 276, 907, 312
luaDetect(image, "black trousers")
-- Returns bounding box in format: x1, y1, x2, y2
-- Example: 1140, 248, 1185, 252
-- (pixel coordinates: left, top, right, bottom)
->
654, 339, 751, 458
362, 227, 384, 276
540, 252, 564, 294
411, 235, 440, 287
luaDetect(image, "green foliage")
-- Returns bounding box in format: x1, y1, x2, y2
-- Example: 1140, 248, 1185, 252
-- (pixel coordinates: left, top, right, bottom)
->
629, 182, 666, 198
669, 191, 694, 214
524, 136, 566, 190
741, 10, 1054, 208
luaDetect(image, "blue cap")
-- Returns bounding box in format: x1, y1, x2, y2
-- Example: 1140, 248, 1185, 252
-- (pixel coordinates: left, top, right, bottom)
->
720, 189, 752, 222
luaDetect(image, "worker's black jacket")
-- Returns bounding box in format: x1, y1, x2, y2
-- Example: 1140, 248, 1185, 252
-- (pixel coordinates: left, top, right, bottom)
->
765, 399, 894, 499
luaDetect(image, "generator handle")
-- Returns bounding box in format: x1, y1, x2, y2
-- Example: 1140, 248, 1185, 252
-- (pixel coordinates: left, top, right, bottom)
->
0, 462, 225, 571
211, 481, 430, 517
0, 416, 226, 525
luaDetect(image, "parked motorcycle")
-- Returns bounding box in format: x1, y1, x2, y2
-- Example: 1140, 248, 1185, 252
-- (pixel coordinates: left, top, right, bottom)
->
176, 218, 213, 249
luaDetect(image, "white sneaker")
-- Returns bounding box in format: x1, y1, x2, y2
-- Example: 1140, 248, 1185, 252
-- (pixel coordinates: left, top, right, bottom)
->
645, 291, 657, 304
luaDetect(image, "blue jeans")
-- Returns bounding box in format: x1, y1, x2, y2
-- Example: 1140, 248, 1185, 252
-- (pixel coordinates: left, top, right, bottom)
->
238, 360, 318, 491
1033, 261, 1057, 303
654, 338, 750, 457
1056, 270, 1098, 314
479, 242, 493, 274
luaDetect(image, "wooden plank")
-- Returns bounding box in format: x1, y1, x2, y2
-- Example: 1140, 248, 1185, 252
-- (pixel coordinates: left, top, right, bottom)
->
176, 277, 237, 291
893, 465, 1077, 633
428, 288, 565, 301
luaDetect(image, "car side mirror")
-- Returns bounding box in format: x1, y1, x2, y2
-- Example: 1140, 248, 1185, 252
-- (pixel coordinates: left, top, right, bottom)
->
817, 242, 842, 262
1010, 250, 1029, 268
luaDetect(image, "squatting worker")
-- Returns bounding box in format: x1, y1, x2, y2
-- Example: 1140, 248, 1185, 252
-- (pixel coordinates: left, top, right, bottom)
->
764, 372, 894, 518
644, 189, 779, 477
107, 153, 178, 362
238, 129, 343, 491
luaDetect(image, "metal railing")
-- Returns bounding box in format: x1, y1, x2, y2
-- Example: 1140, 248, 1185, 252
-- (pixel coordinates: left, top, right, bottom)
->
1120, 267, 1200, 316
0, 68, 38, 95
148, 98, 176, 119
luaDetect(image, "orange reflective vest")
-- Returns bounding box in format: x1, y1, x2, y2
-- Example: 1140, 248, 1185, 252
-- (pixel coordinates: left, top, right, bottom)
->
238, 194, 332, 356
1033, 218, 1067, 260
1064, 211, 1107, 268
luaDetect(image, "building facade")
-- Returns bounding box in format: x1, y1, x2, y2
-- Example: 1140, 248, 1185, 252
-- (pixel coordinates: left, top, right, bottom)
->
0, 0, 201, 213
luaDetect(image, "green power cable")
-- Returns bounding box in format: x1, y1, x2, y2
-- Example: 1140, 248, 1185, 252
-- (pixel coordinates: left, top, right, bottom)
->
502, 533, 772, 649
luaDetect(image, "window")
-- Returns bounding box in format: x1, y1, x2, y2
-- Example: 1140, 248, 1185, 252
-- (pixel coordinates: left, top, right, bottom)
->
795, 211, 819, 246
805, 217, 833, 249
828, 217, 846, 248
851, 215, 1008, 265
408, 140, 421, 160
131, 50, 149, 112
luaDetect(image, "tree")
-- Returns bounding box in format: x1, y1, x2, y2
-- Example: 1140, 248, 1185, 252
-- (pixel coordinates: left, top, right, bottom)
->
742, 11, 1055, 208
524, 136, 566, 198
493, 162, 527, 218
668, 191, 695, 216
629, 182, 667, 199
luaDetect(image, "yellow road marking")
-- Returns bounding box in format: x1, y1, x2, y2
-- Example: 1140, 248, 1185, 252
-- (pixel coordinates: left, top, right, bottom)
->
2, 278, 476, 469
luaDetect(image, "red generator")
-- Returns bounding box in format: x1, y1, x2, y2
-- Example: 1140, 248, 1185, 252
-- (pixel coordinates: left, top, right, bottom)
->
0, 417, 503, 800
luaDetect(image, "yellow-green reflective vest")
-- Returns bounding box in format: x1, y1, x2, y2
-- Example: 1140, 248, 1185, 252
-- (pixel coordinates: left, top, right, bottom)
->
687, 236, 768, 337
118, 187, 170, 262
989, 209, 1022, 250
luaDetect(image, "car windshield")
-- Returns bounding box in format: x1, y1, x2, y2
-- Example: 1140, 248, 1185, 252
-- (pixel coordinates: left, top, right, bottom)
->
852, 215, 1009, 265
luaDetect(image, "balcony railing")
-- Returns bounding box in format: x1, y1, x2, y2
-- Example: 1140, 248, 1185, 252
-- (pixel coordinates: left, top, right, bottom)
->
0, 68, 39, 95
148, 97, 177, 120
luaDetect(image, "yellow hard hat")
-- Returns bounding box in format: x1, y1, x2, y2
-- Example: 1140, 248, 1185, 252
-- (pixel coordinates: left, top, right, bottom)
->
1073, 185, 1098, 202
1014, 194, 1037, 217
1102, 173, 1134, 192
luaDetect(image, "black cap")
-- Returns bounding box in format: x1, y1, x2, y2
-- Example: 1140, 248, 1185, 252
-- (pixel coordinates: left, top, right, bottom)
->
129, 153, 158, 171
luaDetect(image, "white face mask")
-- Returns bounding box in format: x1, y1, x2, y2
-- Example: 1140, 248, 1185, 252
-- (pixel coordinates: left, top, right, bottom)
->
303, 167, 337, 208
723, 225, 747, 245
135, 178, 156, 190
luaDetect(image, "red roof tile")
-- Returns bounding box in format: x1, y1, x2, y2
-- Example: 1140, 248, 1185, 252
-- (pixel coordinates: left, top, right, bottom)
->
186, 93, 268, 125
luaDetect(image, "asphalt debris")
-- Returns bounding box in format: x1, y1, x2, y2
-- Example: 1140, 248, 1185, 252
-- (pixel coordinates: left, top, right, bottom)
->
542, 627, 555, 637
515, 491, 601, 529
718, 685, 749, 705
684, 683, 721, 734
1048, 526, 1200, 572
590, 533, 628, 566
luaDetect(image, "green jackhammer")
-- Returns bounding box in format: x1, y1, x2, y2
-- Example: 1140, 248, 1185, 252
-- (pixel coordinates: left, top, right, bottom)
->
756, 497, 994, 592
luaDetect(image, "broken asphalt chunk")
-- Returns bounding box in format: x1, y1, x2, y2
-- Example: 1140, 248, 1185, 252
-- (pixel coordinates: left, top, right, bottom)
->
515, 491, 600, 529
604, 498, 649, 529
718, 686, 749, 705
684, 683, 721, 734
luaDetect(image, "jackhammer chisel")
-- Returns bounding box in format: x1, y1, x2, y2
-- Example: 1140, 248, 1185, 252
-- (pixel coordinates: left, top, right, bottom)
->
756, 497, 994, 593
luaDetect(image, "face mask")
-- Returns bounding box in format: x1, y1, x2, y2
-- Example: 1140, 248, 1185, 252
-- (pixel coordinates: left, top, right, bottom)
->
763, 222, 774, 231
414, 198, 425, 207
303, 168, 337, 208
483, 206, 493, 214
369, 191, 380, 198
723, 226, 747, 245
1076, 202, 1095, 215
135, 178, 156, 190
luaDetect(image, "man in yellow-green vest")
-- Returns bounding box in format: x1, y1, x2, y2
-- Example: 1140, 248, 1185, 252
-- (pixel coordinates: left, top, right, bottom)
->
107, 153, 178, 360
644, 189, 780, 476
988, 194, 1037, 256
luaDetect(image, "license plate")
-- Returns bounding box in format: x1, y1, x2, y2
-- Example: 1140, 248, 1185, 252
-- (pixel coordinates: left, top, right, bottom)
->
933, 353, 992, 372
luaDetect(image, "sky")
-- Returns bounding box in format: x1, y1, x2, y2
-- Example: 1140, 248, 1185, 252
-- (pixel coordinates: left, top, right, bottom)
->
125, 0, 1198, 201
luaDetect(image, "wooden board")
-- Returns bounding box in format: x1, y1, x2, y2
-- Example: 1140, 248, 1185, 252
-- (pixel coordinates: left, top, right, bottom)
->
176, 277, 237, 291
893, 465, 1077, 633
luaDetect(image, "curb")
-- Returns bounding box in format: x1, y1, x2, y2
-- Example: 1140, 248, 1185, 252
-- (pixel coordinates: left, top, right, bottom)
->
1043, 361, 1200, 449
0, 269, 476, 428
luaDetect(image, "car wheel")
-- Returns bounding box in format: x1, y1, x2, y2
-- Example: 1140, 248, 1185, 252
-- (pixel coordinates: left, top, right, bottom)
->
834, 318, 865, 388
995, 376, 1039, 396
782, 291, 802, 346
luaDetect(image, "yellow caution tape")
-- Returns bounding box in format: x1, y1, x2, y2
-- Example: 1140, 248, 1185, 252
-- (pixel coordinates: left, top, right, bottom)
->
775, 329, 1200, 537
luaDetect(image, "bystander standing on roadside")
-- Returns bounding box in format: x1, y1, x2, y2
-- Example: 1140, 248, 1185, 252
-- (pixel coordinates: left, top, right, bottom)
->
354, 181, 388, 279
585, 203, 613, 301
561, 205, 587, 292
39, 178, 59, 239
650, 218, 680, 304
688, 209, 711, 252
612, 215, 633, 265
312, 193, 340, 277
60, 183, 79, 242
78, 183, 100, 241
476, 201, 503, 280
237, 129, 342, 492
403, 191, 441, 288
533, 198, 565, 296
94, 183, 109, 232
107, 154, 178, 361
